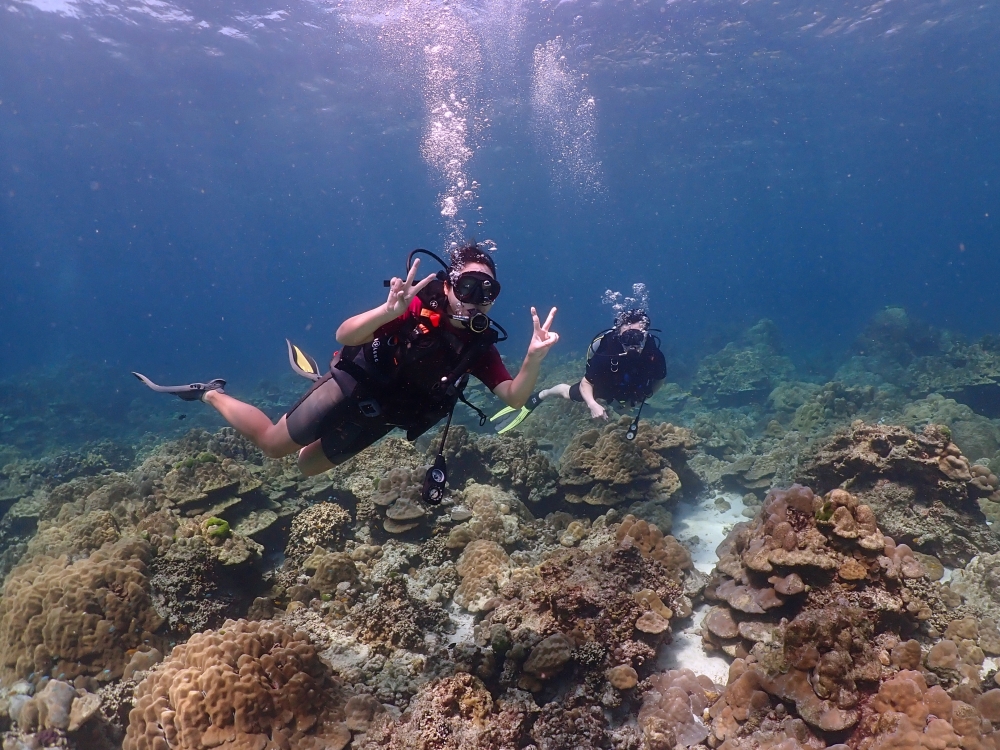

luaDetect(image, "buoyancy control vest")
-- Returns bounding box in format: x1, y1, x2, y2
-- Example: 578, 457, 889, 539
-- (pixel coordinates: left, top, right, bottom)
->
334, 279, 499, 438
584, 330, 667, 406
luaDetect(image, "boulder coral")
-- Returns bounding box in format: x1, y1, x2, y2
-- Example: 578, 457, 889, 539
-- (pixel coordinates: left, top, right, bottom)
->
0, 538, 164, 686
124, 618, 350, 750
558, 418, 698, 506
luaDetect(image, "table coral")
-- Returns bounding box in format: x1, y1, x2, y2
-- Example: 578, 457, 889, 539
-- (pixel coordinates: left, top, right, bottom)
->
0, 538, 164, 686
558, 418, 698, 506
798, 421, 999, 565
123, 618, 350, 750
371, 466, 432, 534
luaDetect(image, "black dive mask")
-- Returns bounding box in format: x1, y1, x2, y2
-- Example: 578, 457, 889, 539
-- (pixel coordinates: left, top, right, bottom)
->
450, 311, 492, 334
619, 328, 647, 352
453, 271, 501, 305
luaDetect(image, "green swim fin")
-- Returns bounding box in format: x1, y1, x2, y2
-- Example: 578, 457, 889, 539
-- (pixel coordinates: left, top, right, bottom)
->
490, 392, 543, 434
286, 339, 322, 381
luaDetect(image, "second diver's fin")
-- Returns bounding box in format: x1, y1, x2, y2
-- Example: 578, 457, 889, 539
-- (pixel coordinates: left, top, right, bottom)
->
286, 339, 322, 381
132, 372, 226, 401
490, 392, 543, 434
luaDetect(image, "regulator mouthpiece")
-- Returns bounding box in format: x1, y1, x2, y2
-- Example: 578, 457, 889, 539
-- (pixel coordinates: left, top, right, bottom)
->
450, 312, 491, 334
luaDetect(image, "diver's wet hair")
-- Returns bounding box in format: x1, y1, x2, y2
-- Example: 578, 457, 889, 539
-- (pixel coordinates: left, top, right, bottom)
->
614, 308, 650, 331
449, 241, 497, 282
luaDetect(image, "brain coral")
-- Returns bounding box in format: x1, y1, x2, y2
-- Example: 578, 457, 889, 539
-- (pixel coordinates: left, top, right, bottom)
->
0, 538, 164, 685
558, 418, 697, 505
124, 618, 350, 750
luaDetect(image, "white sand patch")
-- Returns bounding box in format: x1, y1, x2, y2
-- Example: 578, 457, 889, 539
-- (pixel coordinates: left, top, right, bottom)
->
672, 492, 749, 574
447, 602, 476, 647
657, 603, 730, 687
983, 656, 998, 682
652, 490, 749, 686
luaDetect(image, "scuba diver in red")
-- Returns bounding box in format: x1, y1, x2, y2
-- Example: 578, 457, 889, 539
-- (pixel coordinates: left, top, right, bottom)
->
492, 308, 665, 441
134, 243, 559, 500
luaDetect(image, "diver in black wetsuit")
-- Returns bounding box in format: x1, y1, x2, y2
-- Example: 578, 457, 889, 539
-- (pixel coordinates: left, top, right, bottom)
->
491, 308, 666, 436
133, 243, 559, 481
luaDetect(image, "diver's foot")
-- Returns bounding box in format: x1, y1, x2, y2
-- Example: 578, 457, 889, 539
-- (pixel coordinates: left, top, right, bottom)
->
132, 372, 226, 402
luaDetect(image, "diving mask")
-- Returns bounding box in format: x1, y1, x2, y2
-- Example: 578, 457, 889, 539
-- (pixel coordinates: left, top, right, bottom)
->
619, 328, 648, 352
453, 271, 501, 305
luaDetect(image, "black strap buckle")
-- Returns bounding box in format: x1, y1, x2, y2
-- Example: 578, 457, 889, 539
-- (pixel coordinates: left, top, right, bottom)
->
357, 399, 382, 418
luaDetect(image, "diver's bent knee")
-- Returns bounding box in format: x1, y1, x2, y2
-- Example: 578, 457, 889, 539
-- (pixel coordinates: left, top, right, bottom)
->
262, 445, 291, 459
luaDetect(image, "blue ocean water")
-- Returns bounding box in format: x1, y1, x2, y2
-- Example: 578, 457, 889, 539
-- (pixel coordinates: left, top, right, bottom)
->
1, 0, 998, 404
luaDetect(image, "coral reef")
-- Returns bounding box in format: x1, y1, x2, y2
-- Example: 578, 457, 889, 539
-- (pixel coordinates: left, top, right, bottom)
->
798, 421, 1000, 564
691, 319, 796, 406
433, 426, 560, 504
354, 673, 529, 750
478, 516, 691, 695
558, 418, 698, 505
689, 483, 1000, 750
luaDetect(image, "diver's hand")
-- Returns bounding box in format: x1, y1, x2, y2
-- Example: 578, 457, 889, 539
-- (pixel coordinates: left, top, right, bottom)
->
526, 306, 559, 360
386, 258, 436, 317
588, 402, 608, 420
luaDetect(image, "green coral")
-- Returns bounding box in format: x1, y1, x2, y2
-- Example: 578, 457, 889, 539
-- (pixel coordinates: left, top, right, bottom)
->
173, 452, 219, 470
203, 517, 230, 539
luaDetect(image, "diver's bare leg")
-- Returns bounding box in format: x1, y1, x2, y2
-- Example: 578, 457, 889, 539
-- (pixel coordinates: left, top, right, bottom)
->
202, 391, 300, 458
538, 383, 572, 400
297, 441, 338, 476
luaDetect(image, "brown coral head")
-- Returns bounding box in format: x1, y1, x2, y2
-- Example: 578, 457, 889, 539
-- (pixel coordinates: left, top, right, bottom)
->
523, 633, 574, 679
606, 664, 639, 690
938, 451, 972, 482
767, 573, 805, 596
635, 611, 671, 634
764, 484, 816, 516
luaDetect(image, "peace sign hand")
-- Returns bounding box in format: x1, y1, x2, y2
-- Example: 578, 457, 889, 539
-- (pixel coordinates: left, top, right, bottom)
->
527, 306, 559, 361
385, 258, 437, 317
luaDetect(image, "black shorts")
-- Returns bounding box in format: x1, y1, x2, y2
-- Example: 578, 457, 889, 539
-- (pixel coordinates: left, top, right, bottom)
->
569, 382, 615, 403
285, 370, 392, 463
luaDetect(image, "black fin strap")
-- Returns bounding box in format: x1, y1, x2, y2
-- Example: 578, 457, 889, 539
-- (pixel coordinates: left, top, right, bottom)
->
458, 391, 488, 426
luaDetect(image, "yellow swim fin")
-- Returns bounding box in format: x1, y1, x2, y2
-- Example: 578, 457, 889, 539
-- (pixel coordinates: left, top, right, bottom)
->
286, 339, 322, 381
490, 392, 543, 434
